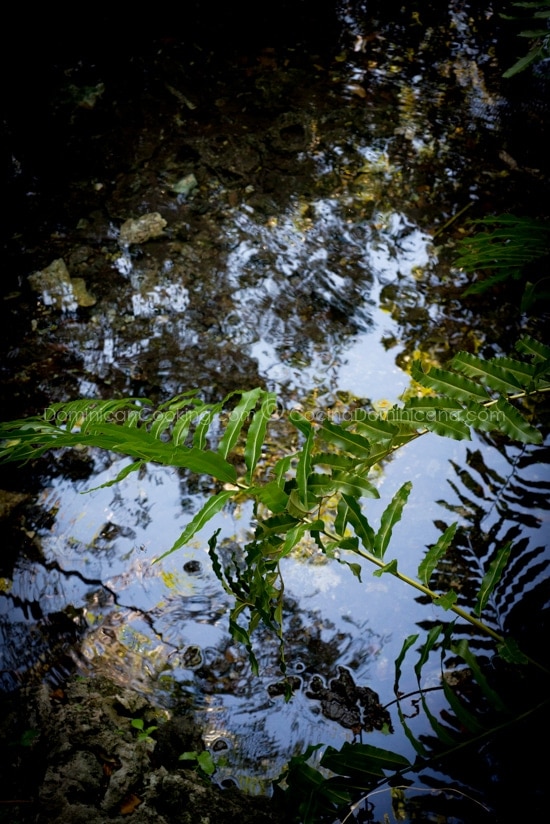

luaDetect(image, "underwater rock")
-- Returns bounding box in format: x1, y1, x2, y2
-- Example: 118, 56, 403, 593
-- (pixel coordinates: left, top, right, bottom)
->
119, 212, 167, 244
170, 173, 198, 196
28, 258, 96, 310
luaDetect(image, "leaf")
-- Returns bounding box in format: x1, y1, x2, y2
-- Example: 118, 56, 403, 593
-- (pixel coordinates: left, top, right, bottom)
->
353, 414, 399, 442
342, 494, 375, 551
197, 751, 217, 775
433, 590, 458, 609
250, 480, 289, 513
287, 488, 317, 518
516, 334, 550, 362
289, 410, 314, 439
156, 489, 234, 560
149, 410, 179, 440
414, 624, 443, 683
321, 742, 411, 779
335, 497, 350, 537
218, 388, 263, 459
492, 397, 542, 444
319, 420, 372, 459
394, 634, 419, 695
373, 558, 398, 577
296, 428, 314, 507
167, 445, 238, 483
331, 470, 379, 499
119, 794, 142, 815
394, 398, 471, 440
474, 542, 512, 616
374, 481, 412, 559
311, 452, 358, 470
411, 361, 489, 403
244, 391, 277, 482
459, 400, 509, 435
418, 523, 458, 585
85, 459, 144, 492
493, 356, 537, 387
171, 408, 202, 446
192, 404, 221, 450
503, 45, 544, 77
497, 637, 529, 665
280, 522, 311, 558
271, 454, 293, 487
256, 512, 301, 538
451, 352, 526, 393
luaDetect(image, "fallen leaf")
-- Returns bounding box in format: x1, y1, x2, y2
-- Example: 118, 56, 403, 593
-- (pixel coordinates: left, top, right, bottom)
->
120, 794, 142, 815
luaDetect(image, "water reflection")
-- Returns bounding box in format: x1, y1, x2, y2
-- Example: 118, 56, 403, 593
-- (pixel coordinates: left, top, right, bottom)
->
416, 434, 550, 666
1, 2, 549, 816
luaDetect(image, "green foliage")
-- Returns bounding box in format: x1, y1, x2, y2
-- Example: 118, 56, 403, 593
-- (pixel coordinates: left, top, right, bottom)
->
454, 214, 550, 311
500, 1, 550, 77
130, 717, 158, 742
179, 749, 217, 777
1, 337, 549, 822
1, 337, 549, 673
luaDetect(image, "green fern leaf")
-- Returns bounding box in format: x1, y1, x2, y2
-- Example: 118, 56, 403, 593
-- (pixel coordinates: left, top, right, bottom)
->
319, 420, 372, 459
516, 334, 550, 362
156, 489, 235, 560
249, 480, 289, 513
218, 387, 264, 459
433, 591, 458, 609
414, 624, 443, 682
374, 481, 412, 559
492, 397, 542, 443
411, 361, 489, 402
373, 558, 399, 577
342, 494, 375, 551
192, 404, 222, 450
474, 542, 512, 616
86, 459, 144, 492
244, 391, 277, 482
394, 634, 419, 695
418, 522, 458, 585
441, 679, 485, 734
256, 512, 301, 537
321, 742, 411, 779
353, 415, 399, 442
451, 352, 526, 393
331, 471, 379, 499
296, 428, 314, 507
390, 398, 471, 440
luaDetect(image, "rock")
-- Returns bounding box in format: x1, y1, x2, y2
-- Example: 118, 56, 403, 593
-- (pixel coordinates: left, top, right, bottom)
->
0, 675, 285, 824
119, 212, 167, 244
28, 258, 96, 311
170, 173, 198, 196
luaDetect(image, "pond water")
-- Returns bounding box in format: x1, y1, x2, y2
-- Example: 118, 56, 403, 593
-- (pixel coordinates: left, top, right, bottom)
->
1, 3, 549, 821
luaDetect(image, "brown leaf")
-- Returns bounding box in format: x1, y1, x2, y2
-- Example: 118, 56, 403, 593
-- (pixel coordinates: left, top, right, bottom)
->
120, 794, 142, 815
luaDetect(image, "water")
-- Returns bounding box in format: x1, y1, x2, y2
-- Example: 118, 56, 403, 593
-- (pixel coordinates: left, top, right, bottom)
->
1, 3, 549, 820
